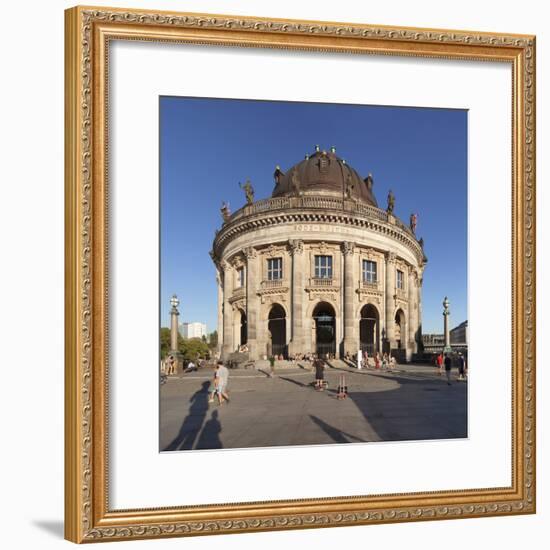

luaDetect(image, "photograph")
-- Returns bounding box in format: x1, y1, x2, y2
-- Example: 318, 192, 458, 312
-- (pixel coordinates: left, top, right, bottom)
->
159, 97, 468, 452
60, 4, 536, 543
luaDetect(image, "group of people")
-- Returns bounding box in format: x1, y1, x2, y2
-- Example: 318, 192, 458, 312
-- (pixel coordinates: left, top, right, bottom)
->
288, 352, 317, 363
344, 350, 396, 370
435, 352, 467, 385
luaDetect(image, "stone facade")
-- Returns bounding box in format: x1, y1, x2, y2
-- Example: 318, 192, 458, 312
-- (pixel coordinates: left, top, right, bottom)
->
211, 149, 426, 362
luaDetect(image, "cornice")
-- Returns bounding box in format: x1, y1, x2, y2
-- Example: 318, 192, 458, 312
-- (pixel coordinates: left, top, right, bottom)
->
213, 209, 425, 265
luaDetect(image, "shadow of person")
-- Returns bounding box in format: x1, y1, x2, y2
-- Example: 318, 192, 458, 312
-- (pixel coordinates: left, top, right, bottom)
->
309, 414, 366, 444
163, 380, 211, 451
278, 375, 310, 388
196, 409, 223, 449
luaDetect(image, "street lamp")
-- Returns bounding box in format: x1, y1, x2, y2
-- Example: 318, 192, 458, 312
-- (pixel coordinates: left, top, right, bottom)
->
442, 296, 452, 353
168, 294, 183, 374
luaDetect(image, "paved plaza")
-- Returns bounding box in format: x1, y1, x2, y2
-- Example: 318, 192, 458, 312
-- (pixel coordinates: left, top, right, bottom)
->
160, 361, 467, 451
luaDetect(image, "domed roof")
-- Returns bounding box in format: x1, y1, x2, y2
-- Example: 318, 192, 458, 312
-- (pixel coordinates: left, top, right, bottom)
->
272, 147, 378, 207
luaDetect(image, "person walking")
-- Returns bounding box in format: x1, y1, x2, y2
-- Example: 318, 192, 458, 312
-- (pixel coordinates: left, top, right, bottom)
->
313, 355, 325, 390
444, 353, 453, 385
216, 360, 230, 404
436, 352, 443, 376
208, 363, 220, 404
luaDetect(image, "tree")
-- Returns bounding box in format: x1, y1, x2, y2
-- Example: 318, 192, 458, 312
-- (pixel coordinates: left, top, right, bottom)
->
160, 327, 171, 358
208, 330, 218, 350
178, 337, 209, 361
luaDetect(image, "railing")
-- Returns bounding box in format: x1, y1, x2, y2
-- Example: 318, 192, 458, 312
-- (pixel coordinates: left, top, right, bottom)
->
232, 287, 245, 299
360, 280, 379, 290
316, 342, 336, 358
225, 195, 394, 226
271, 343, 288, 358
215, 195, 422, 255
310, 277, 334, 287
360, 343, 376, 355
261, 279, 283, 289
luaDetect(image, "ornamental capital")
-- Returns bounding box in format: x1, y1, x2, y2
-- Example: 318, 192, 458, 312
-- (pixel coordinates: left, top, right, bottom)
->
219, 260, 230, 272
341, 241, 355, 256
386, 251, 396, 263
288, 239, 304, 255
244, 246, 257, 260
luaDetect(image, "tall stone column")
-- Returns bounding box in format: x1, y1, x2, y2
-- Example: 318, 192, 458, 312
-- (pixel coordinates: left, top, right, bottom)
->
216, 270, 223, 356
221, 261, 234, 359
170, 295, 180, 351
244, 247, 258, 360
342, 241, 357, 356
168, 294, 183, 374
408, 268, 418, 354
288, 239, 304, 357
385, 252, 396, 351
443, 296, 452, 353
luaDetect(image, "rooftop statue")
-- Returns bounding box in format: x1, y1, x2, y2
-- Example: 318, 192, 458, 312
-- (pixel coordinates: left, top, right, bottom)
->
410, 213, 418, 234
364, 172, 374, 190
273, 165, 284, 186
387, 189, 395, 214
220, 201, 231, 222
239, 178, 255, 205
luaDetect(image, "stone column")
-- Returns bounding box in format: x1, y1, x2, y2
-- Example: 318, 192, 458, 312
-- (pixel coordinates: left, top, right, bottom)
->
342, 241, 357, 356
443, 296, 451, 352
408, 268, 417, 355
244, 246, 258, 360
170, 295, 179, 351
216, 270, 223, 356
221, 261, 234, 359
385, 252, 396, 351
168, 294, 183, 374
288, 239, 304, 357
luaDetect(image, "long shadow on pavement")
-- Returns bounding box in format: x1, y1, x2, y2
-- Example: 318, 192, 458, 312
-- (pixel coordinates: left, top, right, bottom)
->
309, 415, 366, 443
342, 371, 468, 442
164, 381, 211, 451
196, 410, 223, 449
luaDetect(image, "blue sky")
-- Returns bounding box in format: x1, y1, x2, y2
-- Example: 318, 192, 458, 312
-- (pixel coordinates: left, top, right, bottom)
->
160, 97, 467, 334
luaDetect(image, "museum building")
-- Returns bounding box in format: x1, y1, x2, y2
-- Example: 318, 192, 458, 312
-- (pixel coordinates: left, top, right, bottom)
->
210, 147, 427, 362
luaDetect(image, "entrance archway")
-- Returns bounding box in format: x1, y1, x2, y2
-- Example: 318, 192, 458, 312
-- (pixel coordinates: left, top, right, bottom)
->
268, 304, 287, 357
239, 309, 247, 347
360, 304, 380, 355
395, 309, 406, 349
312, 302, 336, 358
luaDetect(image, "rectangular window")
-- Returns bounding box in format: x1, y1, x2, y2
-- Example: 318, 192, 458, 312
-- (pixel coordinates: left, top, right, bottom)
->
396, 269, 404, 290
267, 257, 283, 280
314, 255, 333, 279
237, 267, 244, 287
362, 260, 377, 284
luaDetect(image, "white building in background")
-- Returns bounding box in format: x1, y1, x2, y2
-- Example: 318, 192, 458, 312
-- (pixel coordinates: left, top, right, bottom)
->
180, 322, 207, 339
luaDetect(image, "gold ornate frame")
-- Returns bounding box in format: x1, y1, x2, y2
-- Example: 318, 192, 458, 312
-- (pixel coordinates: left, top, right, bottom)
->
65, 5, 536, 543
